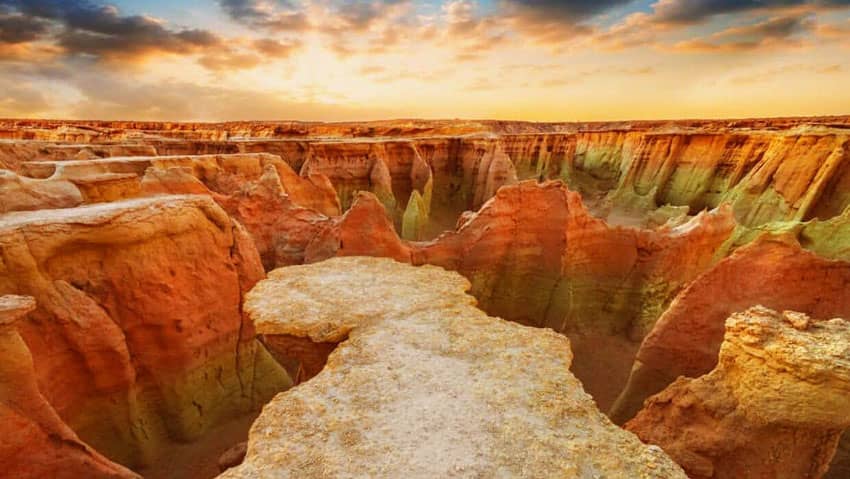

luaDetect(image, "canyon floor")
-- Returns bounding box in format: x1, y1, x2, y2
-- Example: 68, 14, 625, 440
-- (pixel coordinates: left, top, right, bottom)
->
1, 116, 850, 479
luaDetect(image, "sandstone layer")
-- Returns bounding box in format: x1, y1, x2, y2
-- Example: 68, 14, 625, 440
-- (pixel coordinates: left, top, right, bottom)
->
2, 117, 850, 478
305, 180, 736, 407
611, 236, 850, 423
222, 257, 686, 478
6, 118, 849, 238
0, 295, 139, 478
15, 153, 340, 269
626, 306, 850, 479
0, 195, 290, 469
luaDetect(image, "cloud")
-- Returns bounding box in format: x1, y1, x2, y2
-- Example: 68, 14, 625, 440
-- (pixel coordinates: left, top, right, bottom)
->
63, 73, 401, 121
196, 38, 298, 71
0, 79, 50, 116
0, 0, 305, 72
218, 0, 309, 31
253, 38, 299, 57
501, 0, 634, 23
0, 0, 224, 62
671, 13, 813, 51
652, 0, 850, 25
729, 62, 843, 83
0, 13, 49, 44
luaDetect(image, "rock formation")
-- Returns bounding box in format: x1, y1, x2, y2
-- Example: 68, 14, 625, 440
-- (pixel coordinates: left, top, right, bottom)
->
0, 295, 139, 479
2, 116, 850, 478
306, 180, 736, 407
0, 169, 83, 213
17, 153, 340, 269
222, 257, 687, 478
0, 196, 290, 469
611, 237, 850, 424
626, 306, 850, 479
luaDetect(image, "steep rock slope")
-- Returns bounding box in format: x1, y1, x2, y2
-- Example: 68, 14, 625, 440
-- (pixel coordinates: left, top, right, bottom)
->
305, 181, 736, 407
0, 196, 290, 469
626, 307, 850, 479
0, 295, 139, 479
17, 154, 339, 268
611, 237, 850, 424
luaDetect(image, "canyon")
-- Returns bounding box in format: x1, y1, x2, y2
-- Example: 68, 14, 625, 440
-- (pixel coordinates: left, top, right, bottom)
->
1, 116, 849, 478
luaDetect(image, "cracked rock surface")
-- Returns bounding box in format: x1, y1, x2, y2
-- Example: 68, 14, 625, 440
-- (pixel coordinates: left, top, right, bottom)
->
222, 257, 686, 479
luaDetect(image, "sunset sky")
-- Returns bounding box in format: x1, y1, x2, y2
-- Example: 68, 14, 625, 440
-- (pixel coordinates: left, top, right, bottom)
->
1, 0, 849, 121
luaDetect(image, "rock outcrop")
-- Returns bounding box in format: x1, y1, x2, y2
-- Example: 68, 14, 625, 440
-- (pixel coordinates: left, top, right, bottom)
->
611, 237, 850, 423
3, 116, 850, 478
221, 257, 687, 478
626, 306, 850, 479
0, 196, 290, 469
0, 169, 83, 213
307, 180, 736, 407
17, 154, 340, 269
0, 295, 139, 479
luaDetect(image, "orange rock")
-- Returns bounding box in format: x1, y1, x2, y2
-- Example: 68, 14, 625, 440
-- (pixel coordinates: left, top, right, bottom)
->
626, 306, 850, 479
308, 180, 735, 407
611, 237, 850, 423
0, 196, 289, 469
0, 295, 139, 479
0, 169, 83, 213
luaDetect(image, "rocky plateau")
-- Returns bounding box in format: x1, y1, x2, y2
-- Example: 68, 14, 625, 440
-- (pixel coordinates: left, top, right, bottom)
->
1, 116, 849, 478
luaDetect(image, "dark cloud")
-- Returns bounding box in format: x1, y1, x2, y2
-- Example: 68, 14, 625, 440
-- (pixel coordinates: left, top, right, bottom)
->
333, 0, 409, 31
0, 0, 223, 61
479, 0, 637, 46
501, 0, 636, 22
218, 0, 309, 31
0, 0, 302, 70
0, 13, 49, 43
653, 0, 850, 25
672, 13, 814, 51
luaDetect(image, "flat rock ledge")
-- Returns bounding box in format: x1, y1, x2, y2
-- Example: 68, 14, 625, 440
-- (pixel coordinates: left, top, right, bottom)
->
221, 256, 686, 478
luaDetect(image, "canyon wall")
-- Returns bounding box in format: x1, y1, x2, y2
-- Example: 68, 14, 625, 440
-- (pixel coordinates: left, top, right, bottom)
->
2, 117, 849, 478
0, 195, 290, 469
626, 307, 850, 479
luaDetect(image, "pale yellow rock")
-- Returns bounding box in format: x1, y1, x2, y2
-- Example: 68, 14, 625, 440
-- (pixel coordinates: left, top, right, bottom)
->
245, 256, 475, 342
224, 257, 686, 479
722, 306, 850, 427
0, 294, 36, 325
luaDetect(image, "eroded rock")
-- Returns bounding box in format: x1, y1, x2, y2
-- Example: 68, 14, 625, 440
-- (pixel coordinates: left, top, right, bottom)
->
221, 257, 687, 478
0, 295, 139, 479
626, 306, 850, 479
611, 237, 850, 423
307, 180, 736, 408
0, 196, 290, 469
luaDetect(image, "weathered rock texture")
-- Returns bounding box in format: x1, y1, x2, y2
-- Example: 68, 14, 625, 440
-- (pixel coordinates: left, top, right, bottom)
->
2, 116, 850, 478
0, 196, 290, 469
221, 257, 686, 478
19, 154, 340, 268
626, 306, 850, 479
611, 237, 850, 424
0, 169, 83, 213
0, 295, 139, 478
305, 180, 736, 407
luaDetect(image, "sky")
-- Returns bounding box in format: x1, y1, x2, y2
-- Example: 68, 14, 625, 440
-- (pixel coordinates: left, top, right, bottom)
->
0, 0, 848, 121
